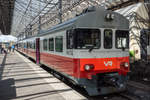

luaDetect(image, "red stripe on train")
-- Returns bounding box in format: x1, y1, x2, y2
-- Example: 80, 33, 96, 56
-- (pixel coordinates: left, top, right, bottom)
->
40, 52, 129, 79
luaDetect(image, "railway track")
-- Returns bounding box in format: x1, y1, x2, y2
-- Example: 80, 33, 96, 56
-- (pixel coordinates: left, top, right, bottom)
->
119, 93, 140, 100
41, 64, 150, 100
26, 54, 150, 100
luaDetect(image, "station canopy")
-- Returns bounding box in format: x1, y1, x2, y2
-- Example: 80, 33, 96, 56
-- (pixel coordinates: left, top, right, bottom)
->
0, 0, 142, 36
0, 35, 17, 42
0, 0, 15, 35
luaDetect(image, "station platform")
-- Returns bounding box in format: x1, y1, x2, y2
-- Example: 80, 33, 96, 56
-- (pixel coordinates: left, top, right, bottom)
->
0, 52, 86, 100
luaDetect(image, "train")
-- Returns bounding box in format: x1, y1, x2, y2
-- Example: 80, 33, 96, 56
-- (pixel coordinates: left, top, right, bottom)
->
17, 6, 130, 96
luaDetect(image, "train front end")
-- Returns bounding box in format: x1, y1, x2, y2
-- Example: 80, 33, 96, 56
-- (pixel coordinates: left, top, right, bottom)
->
67, 7, 130, 96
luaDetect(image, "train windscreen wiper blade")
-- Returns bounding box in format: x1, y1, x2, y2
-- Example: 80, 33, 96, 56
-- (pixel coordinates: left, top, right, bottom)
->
88, 45, 94, 52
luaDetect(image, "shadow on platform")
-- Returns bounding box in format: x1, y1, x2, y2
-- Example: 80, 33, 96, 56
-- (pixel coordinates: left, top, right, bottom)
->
0, 54, 7, 80
0, 53, 73, 100
0, 78, 16, 100
15, 88, 72, 100
0, 54, 17, 99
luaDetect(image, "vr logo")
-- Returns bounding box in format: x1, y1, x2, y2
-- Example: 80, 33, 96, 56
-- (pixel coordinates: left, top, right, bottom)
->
104, 61, 112, 66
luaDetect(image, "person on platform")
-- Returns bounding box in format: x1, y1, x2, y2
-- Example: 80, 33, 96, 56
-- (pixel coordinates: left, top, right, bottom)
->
11, 45, 15, 52
1, 47, 3, 54
7, 46, 11, 53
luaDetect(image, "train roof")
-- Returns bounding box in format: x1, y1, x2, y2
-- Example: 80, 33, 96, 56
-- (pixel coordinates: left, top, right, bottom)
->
38, 16, 77, 37
39, 19, 76, 35
38, 6, 129, 37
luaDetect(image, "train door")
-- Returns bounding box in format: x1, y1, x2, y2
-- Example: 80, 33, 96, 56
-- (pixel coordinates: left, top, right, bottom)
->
66, 30, 74, 55
66, 30, 75, 76
36, 38, 40, 64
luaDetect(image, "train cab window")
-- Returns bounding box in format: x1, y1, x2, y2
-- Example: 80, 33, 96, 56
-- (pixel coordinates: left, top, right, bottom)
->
49, 38, 54, 51
74, 29, 100, 49
55, 36, 63, 52
104, 29, 112, 49
116, 30, 129, 49
43, 39, 48, 51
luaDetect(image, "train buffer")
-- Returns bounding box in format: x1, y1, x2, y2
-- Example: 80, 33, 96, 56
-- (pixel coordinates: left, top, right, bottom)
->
0, 52, 86, 100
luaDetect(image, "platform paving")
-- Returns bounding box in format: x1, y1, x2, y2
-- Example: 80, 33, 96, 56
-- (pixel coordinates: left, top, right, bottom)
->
0, 52, 86, 100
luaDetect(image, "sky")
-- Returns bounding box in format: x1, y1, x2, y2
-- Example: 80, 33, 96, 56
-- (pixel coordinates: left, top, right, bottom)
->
0, 35, 17, 42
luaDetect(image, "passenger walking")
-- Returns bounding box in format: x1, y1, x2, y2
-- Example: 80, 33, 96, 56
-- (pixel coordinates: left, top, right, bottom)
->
1, 47, 3, 54
7, 46, 11, 53
3, 49, 7, 54
11, 45, 15, 52
1, 47, 7, 54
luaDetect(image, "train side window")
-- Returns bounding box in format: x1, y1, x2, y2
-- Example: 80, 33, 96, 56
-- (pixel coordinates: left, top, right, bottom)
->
34, 42, 36, 49
24, 43, 26, 49
104, 29, 112, 49
31, 42, 33, 49
27, 42, 29, 49
49, 38, 54, 51
32, 42, 35, 49
55, 36, 63, 52
30, 42, 32, 49
67, 30, 74, 49
43, 39, 48, 51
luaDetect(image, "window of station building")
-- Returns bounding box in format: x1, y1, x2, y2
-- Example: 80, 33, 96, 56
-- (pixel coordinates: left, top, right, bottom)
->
43, 39, 48, 51
116, 30, 129, 49
104, 29, 112, 49
55, 36, 63, 52
49, 38, 54, 51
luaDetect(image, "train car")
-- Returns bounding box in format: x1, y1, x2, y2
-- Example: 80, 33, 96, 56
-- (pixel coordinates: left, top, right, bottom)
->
17, 6, 129, 96
17, 37, 36, 59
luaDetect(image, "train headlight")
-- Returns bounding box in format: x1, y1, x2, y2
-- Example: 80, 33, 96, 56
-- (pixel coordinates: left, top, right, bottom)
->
120, 62, 129, 68
105, 13, 115, 20
111, 14, 115, 19
84, 64, 94, 71
106, 13, 111, 19
124, 62, 129, 68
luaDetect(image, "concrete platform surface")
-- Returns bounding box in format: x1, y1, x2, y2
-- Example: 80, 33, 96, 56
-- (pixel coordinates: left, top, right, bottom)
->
0, 52, 86, 100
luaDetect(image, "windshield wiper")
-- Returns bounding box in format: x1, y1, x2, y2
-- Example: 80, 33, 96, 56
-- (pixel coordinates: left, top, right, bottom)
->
122, 47, 125, 51
88, 45, 94, 52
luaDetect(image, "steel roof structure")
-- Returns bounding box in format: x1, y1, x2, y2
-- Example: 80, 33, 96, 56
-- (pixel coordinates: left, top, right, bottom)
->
0, 0, 149, 36
0, 0, 15, 35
